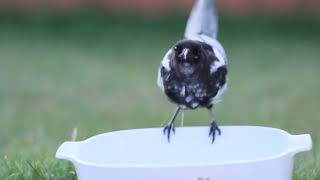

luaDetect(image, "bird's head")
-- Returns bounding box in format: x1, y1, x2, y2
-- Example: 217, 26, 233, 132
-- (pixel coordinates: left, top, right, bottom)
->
171, 40, 213, 76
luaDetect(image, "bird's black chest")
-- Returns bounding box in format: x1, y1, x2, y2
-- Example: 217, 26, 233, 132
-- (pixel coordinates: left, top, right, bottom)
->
162, 71, 218, 109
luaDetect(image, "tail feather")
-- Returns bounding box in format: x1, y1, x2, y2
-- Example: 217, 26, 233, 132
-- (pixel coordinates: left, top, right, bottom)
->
184, 0, 219, 40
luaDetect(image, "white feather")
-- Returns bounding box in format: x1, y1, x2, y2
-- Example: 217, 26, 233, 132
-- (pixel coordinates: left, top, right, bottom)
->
185, 0, 218, 40
191, 102, 199, 108
161, 49, 172, 71
180, 86, 186, 96
182, 48, 189, 60
157, 67, 164, 91
157, 49, 174, 91
210, 48, 226, 74
211, 80, 228, 104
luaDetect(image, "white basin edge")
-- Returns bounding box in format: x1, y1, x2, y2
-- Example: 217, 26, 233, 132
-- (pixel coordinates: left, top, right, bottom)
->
55, 126, 313, 168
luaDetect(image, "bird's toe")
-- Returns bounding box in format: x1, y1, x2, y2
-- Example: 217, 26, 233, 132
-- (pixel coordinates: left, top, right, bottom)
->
209, 121, 221, 143
163, 123, 175, 142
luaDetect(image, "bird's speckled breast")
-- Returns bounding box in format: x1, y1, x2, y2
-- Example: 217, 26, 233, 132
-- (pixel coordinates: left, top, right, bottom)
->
161, 63, 227, 110
162, 71, 220, 110
181, 82, 215, 109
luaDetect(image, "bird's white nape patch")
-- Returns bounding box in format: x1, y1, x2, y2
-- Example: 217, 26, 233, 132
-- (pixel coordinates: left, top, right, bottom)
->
210, 48, 226, 74
182, 48, 189, 60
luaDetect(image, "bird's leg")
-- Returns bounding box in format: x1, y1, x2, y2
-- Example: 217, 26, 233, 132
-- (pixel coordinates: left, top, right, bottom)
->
163, 107, 181, 142
208, 106, 221, 143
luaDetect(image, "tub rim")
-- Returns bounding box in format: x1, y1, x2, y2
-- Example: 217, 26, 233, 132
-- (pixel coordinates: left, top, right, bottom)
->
56, 126, 312, 168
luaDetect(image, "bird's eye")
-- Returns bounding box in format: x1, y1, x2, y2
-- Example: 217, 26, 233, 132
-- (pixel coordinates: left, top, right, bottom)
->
193, 49, 200, 60
174, 46, 181, 54
193, 48, 199, 55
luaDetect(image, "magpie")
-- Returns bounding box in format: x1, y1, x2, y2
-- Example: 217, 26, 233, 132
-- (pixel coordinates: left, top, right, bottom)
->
157, 0, 228, 143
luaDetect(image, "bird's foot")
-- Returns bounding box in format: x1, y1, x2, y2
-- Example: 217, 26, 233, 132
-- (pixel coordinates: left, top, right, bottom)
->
209, 121, 221, 143
163, 123, 175, 142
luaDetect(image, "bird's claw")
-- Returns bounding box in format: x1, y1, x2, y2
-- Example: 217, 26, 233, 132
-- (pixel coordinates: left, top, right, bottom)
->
209, 121, 221, 143
163, 123, 175, 142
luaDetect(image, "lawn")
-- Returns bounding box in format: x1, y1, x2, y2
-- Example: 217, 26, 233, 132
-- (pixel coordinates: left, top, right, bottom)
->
0, 13, 319, 179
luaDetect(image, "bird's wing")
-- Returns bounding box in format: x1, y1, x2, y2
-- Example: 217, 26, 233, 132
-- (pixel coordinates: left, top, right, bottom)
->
157, 49, 173, 91
157, 67, 165, 91
184, 0, 218, 40
209, 66, 228, 104
160, 49, 172, 71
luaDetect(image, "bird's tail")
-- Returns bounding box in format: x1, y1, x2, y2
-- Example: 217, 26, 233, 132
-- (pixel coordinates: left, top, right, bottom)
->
184, 0, 219, 40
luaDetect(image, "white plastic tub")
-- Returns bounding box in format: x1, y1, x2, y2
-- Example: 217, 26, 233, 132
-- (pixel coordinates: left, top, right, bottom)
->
56, 126, 312, 180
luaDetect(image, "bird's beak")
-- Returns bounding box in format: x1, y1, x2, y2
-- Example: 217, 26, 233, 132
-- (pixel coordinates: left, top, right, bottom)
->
182, 48, 189, 60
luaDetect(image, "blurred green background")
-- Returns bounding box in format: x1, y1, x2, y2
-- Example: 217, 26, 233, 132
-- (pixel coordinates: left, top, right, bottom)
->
0, 1, 320, 179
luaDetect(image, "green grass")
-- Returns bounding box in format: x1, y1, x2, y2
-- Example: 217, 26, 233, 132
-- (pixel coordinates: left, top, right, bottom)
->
0, 13, 319, 179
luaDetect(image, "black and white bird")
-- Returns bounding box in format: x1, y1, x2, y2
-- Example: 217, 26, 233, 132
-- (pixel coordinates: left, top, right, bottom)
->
157, 0, 228, 143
